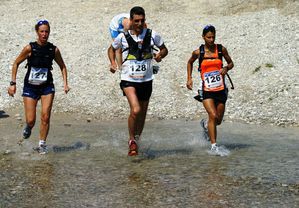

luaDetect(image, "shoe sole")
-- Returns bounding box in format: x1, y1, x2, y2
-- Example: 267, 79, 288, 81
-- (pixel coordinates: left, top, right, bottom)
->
128, 150, 138, 156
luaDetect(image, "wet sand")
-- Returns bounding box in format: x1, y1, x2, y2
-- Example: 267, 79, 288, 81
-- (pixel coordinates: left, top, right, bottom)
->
0, 108, 298, 207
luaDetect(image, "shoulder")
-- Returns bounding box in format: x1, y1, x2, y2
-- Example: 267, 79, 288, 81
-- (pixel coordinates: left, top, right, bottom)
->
193, 49, 200, 55
150, 29, 160, 37
218, 44, 228, 54
47, 42, 56, 47
24, 44, 32, 51
191, 49, 200, 59
150, 29, 162, 41
54, 46, 60, 53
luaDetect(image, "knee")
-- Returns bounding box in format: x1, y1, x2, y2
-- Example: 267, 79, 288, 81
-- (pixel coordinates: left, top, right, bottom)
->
208, 111, 219, 123
41, 113, 51, 125
27, 120, 35, 128
130, 106, 141, 119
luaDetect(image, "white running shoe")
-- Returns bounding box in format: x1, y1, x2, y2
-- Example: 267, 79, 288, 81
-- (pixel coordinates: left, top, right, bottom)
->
209, 144, 220, 156
34, 145, 48, 155
208, 144, 230, 156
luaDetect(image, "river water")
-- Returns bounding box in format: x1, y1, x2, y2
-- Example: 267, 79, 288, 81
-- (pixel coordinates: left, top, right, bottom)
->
0, 116, 298, 208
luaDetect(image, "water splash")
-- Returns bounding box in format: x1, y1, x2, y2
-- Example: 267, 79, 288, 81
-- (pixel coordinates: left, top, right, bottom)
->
207, 145, 231, 157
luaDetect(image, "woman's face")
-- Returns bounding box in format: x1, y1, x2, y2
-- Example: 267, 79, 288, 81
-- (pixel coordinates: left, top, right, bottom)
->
203, 31, 215, 46
36, 24, 50, 44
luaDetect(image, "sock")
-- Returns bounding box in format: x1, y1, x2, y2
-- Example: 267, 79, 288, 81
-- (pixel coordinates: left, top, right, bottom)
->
211, 143, 217, 148
39, 140, 46, 146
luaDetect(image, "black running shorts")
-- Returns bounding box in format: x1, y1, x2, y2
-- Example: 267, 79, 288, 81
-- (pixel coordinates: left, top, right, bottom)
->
203, 89, 228, 104
120, 80, 153, 101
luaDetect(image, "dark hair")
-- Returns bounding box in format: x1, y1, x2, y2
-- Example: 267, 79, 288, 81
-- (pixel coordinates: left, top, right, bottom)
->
130, 6, 145, 19
202, 24, 216, 36
35, 19, 50, 31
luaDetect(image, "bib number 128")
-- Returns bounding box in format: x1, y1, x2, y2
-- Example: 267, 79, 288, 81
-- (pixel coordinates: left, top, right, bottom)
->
130, 64, 147, 72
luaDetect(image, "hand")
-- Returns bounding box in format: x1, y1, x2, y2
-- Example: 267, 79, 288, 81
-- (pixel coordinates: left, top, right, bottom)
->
154, 53, 162, 63
110, 64, 118, 73
186, 79, 193, 90
64, 85, 70, 94
7, 85, 16, 97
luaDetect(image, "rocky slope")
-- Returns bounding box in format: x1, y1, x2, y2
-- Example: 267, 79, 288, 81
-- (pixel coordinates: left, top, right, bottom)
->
0, 0, 298, 126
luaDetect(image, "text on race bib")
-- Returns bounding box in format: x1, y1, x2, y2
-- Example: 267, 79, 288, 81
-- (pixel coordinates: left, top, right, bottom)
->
28, 67, 48, 85
203, 70, 224, 90
128, 60, 150, 79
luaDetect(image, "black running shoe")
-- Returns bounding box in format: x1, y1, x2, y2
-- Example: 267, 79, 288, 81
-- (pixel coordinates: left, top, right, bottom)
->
23, 125, 31, 139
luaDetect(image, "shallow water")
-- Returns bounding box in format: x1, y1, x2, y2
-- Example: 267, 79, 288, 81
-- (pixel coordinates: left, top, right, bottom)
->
0, 118, 298, 208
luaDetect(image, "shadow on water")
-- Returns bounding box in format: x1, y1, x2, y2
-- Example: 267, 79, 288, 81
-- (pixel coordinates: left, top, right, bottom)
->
51, 141, 90, 153
0, 110, 9, 119
139, 148, 193, 160
224, 143, 252, 150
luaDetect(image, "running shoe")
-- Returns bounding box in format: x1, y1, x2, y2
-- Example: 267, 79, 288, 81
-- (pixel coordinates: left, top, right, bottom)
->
200, 119, 209, 141
128, 139, 138, 156
210, 144, 231, 156
209, 144, 221, 156
33, 145, 48, 155
23, 125, 31, 139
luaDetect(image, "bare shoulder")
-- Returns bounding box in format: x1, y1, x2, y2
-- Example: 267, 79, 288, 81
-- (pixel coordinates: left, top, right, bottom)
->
23, 44, 32, 53
192, 49, 200, 57
221, 45, 229, 55
55, 46, 61, 54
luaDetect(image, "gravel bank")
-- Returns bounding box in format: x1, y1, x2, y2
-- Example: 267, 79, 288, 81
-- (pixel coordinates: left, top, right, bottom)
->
0, 0, 298, 126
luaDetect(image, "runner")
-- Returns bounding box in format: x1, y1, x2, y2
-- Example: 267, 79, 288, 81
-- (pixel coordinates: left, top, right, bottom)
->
109, 13, 131, 68
108, 6, 168, 156
7, 19, 70, 154
186, 25, 234, 155
109, 13, 131, 40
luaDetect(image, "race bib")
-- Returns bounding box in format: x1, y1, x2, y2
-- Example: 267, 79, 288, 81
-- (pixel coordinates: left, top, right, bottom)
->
28, 67, 48, 85
203, 70, 224, 91
128, 60, 150, 80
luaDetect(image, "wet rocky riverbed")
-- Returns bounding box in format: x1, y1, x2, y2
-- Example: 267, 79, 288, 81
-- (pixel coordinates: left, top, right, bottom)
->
0, 112, 298, 207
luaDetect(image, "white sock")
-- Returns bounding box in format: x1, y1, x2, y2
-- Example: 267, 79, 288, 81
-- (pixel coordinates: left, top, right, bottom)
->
39, 140, 46, 146
211, 143, 217, 148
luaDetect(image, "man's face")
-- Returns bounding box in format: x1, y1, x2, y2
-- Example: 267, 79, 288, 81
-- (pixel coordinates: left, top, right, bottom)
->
131, 14, 145, 34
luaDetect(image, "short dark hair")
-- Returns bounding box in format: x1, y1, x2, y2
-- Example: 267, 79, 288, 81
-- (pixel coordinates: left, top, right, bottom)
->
202, 24, 216, 36
130, 6, 145, 19
35, 19, 50, 31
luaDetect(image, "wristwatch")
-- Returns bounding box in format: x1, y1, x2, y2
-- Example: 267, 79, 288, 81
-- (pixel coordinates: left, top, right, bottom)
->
10, 81, 16, 86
